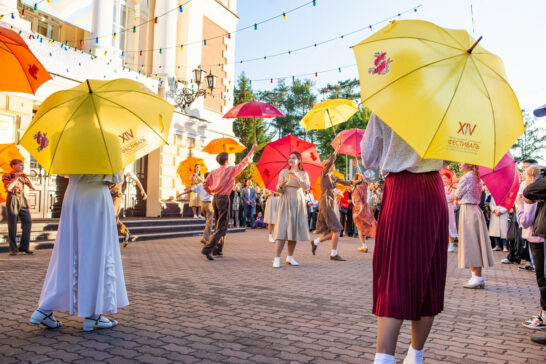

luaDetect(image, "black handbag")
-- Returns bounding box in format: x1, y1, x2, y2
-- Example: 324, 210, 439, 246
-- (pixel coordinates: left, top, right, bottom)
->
506, 213, 518, 241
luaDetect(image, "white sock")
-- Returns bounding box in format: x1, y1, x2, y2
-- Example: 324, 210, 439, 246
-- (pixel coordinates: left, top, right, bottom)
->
331, 249, 337, 256
405, 345, 423, 364
362, 243, 368, 249
313, 238, 321, 246
287, 255, 293, 261
269, 234, 273, 239
373, 353, 395, 364
273, 257, 280, 264
471, 271, 478, 278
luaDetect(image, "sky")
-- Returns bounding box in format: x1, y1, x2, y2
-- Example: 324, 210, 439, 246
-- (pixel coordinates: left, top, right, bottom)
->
233, 0, 546, 113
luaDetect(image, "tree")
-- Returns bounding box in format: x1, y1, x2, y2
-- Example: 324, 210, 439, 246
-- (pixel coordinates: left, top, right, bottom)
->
233, 73, 274, 162
511, 109, 546, 162
258, 79, 316, 139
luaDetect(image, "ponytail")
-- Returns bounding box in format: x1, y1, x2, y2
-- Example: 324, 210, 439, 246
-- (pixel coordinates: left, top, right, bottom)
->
471, 165, 480, 180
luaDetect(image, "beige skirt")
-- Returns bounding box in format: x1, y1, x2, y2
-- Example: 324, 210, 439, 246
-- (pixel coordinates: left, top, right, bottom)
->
458, 204, 495, 269
189, 188, 201, 207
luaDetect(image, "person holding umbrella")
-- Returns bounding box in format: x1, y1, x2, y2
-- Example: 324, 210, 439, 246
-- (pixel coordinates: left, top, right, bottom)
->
351, 173, 376, 253
310, 152, 355, 261
202, 144, 258, 260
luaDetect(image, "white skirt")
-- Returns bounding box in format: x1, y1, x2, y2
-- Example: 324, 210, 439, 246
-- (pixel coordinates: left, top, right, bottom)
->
38, 175, 129, 317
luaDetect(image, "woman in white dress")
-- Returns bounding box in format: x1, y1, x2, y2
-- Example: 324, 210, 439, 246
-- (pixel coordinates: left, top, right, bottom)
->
263, 189, 280, 243
441, 174, 458, 252
30, 174, 129, 331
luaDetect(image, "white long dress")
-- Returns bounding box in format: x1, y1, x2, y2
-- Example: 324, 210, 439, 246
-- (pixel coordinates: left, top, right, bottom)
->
38, 174, 129, 317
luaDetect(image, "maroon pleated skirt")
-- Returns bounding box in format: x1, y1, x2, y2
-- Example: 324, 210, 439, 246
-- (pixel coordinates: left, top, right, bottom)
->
373, 171, 448, 321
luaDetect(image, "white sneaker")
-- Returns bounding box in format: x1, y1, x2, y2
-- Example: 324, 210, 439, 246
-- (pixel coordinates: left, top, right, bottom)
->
447, 243, 455, 252
503, 247, 509, 252
268, 235, 275, 243
83, 315, 118, 332
501, 258, 512, 264
272, 259, 280, 268
463, 277, 485, 289
193, 215, 198, 219
286, 257, 299, 266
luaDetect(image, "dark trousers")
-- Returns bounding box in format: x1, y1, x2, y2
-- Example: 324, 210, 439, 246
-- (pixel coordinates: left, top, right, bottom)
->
202, 195, 230, 255
6, 193, 32, 252
308, 211, 317, 231
529, 242, 546, 311
340, 209, 353, 237
243, 204, 254, 228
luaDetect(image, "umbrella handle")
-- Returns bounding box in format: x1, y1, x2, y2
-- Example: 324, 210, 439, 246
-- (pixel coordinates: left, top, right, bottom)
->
467, 36, 483, 54
326, 109, 341, 149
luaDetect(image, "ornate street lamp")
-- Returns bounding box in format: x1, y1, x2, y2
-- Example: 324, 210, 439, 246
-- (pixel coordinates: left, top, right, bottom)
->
167, 66, 216, 110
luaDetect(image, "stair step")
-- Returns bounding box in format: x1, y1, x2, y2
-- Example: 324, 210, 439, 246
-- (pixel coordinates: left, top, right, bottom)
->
0, 228, 246, 253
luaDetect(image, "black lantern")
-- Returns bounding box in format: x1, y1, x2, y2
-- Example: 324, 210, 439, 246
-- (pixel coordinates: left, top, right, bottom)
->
192, 66, 206, 84
205, 70, 217, 91
167, 66, 218, 110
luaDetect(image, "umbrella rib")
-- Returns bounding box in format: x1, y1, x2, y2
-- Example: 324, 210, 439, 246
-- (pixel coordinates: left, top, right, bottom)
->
423, 56, 470, 157
359, 36, 465, 52
467, 56, 498, 168
46, 97, 90, 175
19, 94, 85, 142
473, 56, 518, 92
92, 94, 169, 145
363, 53, 465, 102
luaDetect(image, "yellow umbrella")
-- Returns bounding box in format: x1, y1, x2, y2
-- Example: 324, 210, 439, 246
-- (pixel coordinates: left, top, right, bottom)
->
300, 99, 359, 137
0, 143, 25, 172
202, 137, 246, 154
19, 78, 174, 174
177, 157, 207, 186
0, 180, 6, 203
352, 20, 523, 168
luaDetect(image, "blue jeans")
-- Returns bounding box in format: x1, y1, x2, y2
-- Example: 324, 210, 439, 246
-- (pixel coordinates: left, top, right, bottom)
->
493, 236, 508, 249
243, 204, 254, 228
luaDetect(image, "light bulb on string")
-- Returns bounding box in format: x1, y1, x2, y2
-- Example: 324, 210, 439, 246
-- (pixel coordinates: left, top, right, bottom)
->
133, 26, 136, 33
11, 13, 14, 19
180, 44, 183, 50
313, 0, 316, 6
95, 37, 98, 44
79, 40, 82, 46
204, 39, 207, 46
254, 24, 257, 30
227, 33, 231, 39
34, 3, 37, 10
159, 48, 162, 54
113, 33, 116, 39
179, 5, 183, 12
338, 67, 341, 72
154, 17, 158, 24
283, 12, 286, 20
21, 9, 25, 16
315, 72, 318, 77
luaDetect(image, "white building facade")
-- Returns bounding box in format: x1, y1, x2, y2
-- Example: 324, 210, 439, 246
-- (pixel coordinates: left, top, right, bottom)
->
0, 0, 239, 219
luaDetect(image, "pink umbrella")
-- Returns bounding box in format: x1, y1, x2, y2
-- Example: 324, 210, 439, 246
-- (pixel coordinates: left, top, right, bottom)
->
223, 101, 284, 143
478, 152, 519, 209
330, 128, 365, 157
256, 135, 323, 191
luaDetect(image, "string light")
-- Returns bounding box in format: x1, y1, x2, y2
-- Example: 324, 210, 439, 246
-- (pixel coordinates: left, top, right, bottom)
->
313, 0, 316, 6
180, 44, 183, 50
95, 37, 98, 44
133, 26, 136, 33
154, 17, 158, 24
179, 5, 183, 12
34, 3, 38, 10
283, 12, 286, 20
21, 9, 25, 16
113, 33, 116, 39
254, 24, 257, 30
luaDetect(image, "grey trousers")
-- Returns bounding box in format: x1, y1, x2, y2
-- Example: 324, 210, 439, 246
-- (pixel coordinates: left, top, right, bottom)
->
6, 193, 32, 252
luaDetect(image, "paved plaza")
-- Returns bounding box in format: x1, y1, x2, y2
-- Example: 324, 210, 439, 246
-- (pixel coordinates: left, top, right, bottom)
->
1, 230, 545, 363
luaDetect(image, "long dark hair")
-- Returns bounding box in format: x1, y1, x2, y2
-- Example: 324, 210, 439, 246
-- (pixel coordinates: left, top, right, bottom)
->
289, 152, 304, 171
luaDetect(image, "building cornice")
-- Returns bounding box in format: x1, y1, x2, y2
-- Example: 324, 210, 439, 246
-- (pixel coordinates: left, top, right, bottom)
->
214, 0, 239, 19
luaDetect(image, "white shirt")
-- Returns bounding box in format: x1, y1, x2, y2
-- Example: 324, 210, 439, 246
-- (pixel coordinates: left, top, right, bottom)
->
191, 184, 212, 202
360, 113, 443, 176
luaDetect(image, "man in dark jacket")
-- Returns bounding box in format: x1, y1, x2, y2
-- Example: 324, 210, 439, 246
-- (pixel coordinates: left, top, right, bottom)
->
523, 104, 546, 345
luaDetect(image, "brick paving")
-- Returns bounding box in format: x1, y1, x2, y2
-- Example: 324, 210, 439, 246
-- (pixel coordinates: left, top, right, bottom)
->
0, 230, 545, 363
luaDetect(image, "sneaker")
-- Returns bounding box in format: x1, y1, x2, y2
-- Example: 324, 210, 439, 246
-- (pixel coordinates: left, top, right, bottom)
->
519, 265, 535, 272
523, 314, 546, 330
268, 235, 275, 243
193, 215, 198, 219
272, 259, 280, 268
501, 258, 513, 264
447, 243, 455, 253
503, 247, 509, 252
285, 257, 299, 266
357, 247, 368, 253
493, 246, 502, 251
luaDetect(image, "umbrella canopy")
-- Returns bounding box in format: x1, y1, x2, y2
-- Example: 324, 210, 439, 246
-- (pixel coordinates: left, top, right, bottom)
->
0, 143, 25, 172
0, 180, 6, 204
252, 165, 265, 189
223, 101, 284, 119
479, 152, 518, 210
202, 137, 246, 154
300, 99, 358, 134
19, 78, 174, 174
177, 157, 207, 186
330, 128, 365, 157
352, 20, 524, 168
439, 166, 455, 180
256, 135, 323, 191
0, 26, 51, 94
311, 170, 347, 201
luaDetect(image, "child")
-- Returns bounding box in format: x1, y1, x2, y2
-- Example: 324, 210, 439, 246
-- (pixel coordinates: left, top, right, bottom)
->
254, 211, 266, 228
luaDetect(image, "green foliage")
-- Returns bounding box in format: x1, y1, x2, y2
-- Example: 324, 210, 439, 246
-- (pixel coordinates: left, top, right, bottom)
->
257, 79, 316, 139
233, 73, 274, 163
511, 109, 546, 162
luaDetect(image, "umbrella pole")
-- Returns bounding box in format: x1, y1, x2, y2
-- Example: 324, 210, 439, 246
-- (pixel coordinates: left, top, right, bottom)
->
253, 117, 256, 144
326, 109, 340, 149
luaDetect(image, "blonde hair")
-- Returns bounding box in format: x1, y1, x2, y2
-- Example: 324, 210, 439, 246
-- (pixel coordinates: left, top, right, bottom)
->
526, 165, 541, 181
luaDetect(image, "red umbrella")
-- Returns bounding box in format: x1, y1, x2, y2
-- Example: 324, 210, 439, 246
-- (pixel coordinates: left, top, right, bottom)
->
257, 135, 323, 191
0, 26, 51, 94
479, 152, 518, 209
223, 101, 284, 143
439, 166, 455, 180
330, 128, 365, 157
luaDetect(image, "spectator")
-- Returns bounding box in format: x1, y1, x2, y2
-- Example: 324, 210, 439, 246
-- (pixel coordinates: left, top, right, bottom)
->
241, 180, 256, 228
230, 183, 242, 228
489, 196, 509, 252
254, 211, 266, 228
339, 189, 354, 237
305, 190, 318, 232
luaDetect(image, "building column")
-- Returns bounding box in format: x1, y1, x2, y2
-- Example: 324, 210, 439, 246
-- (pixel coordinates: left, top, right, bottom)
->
152, 0, 177, 79
91, 0, 115, 56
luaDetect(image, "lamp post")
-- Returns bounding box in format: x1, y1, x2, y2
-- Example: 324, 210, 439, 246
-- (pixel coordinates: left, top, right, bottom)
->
167, 66, 216, 110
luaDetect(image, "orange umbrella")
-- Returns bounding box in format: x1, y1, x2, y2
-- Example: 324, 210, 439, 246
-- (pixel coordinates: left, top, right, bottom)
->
0, 26, 51, 94
252, 166, 265, 188
202, 137, 246, 154
0, 143, 25, 172
177, 157, 207, 186
312, 170, 347, 201
0, 180, 6, 204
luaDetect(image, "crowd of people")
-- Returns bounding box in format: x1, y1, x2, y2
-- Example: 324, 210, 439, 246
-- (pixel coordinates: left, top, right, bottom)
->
3, 105, 545, 363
